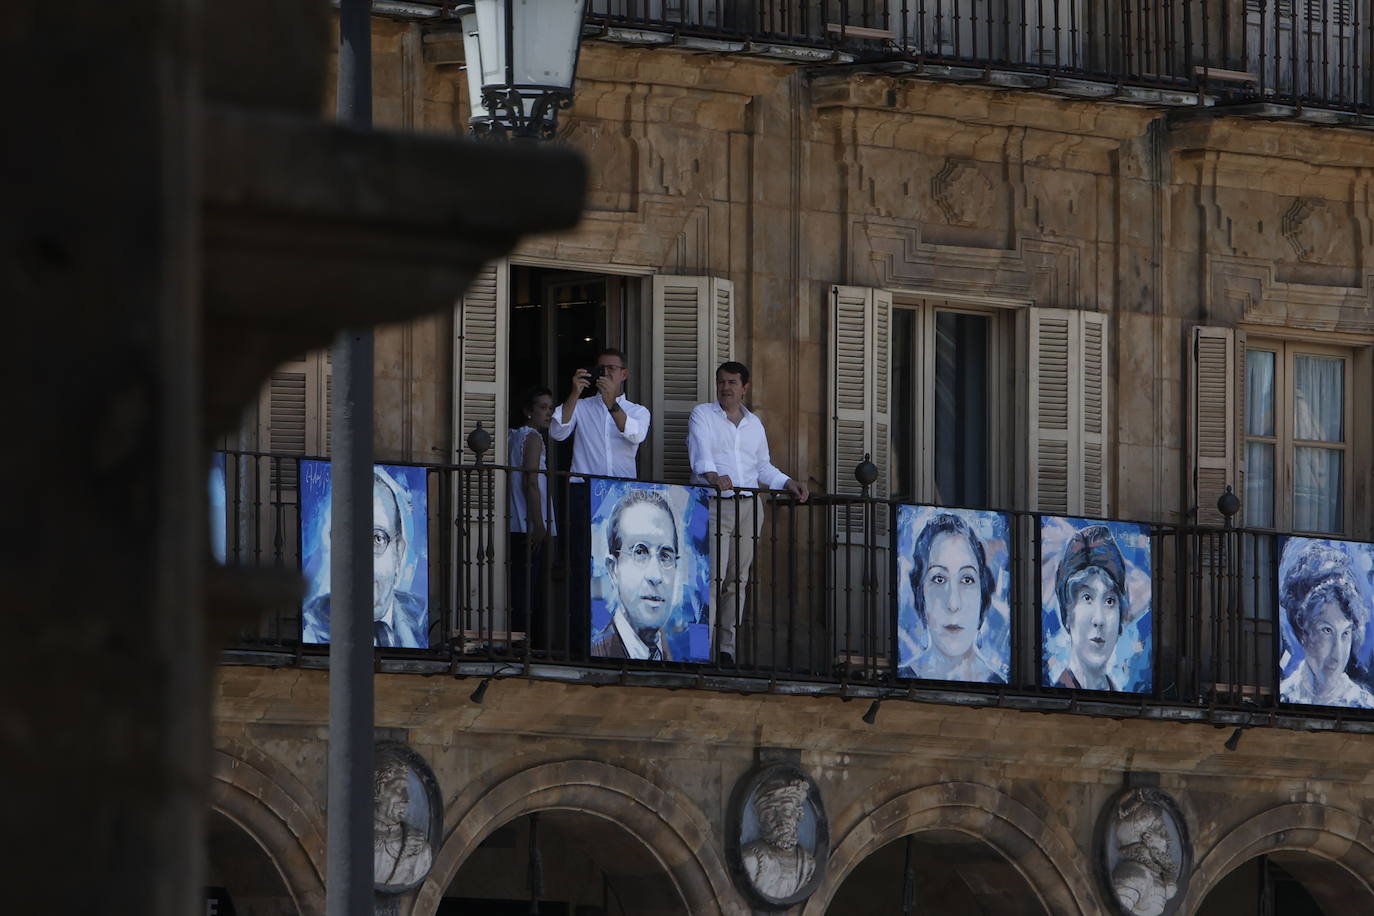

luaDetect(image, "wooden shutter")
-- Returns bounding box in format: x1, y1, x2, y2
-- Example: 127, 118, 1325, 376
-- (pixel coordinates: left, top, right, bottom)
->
1081, 311, 1106, 517
257, 349, 330, 492
828, 286, 891, 531
453, 259, 510, 636
454, 259, 509, 464
1191, 326, 1237, 526
651, 275, 734, 482
1028, 308, 1109, 516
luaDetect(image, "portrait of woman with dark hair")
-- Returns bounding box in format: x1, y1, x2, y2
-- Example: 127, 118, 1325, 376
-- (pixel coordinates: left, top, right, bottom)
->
1040, 517, 1152, 694
896, 507, 1011, 684
1279, 538, 1374, 709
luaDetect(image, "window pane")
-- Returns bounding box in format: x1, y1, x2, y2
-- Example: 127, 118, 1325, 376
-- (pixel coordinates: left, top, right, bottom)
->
1293, 355, 1344, 443
1243, 442, 1274, 528
1293, 446, 1343, 532
890, 309, 917, 502
1244, 349, 1275, 437
933, 312, 989, 508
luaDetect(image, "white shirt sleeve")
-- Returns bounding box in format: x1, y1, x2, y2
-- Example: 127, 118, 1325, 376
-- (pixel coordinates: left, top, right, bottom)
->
618, 401, 650, 445
548, 399, 577, 442
687, 404, 718, 478
753, 423, 791, 490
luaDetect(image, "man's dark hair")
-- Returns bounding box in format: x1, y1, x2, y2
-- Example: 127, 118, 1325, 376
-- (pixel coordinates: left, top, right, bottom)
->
608, 488, 678, 555
597, 347, 628, 367
909, 513, 994, 628
716, 360, 751, 386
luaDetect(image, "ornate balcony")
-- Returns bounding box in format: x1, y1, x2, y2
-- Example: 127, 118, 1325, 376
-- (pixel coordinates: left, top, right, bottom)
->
214, 449, 1374, 733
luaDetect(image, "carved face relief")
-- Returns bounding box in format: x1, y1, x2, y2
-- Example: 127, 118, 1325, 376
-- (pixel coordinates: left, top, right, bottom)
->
1098, 788, 1190, 916
373, 744, 441, 894
731, 764, 829, 908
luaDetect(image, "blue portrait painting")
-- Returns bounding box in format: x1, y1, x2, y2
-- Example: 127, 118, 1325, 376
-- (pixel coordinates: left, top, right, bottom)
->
1278, 536, 1374, 710
300, 460, 429, 648
1040, 516, 1152, 693
209, 451, 227, 565
589, 480, 710, 662
896, 506, 1012, 684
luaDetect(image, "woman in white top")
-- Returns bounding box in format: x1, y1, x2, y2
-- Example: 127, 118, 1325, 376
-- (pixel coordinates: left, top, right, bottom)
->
508, 387, 555, 639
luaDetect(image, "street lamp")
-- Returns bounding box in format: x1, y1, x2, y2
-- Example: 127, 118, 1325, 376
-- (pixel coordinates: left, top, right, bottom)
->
458, 0, 588, 140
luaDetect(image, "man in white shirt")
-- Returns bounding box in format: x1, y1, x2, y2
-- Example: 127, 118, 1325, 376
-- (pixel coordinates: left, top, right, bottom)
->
549, 347, 650, 479
688, 361, 808, 664
549, 348, 650, 655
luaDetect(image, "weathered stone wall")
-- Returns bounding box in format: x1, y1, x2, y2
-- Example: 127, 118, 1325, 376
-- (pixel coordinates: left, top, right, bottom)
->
214, 667, 1374, 914
349, 22, 1372, 527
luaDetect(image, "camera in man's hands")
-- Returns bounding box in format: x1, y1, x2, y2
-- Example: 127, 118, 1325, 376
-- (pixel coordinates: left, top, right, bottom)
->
578, 364, 609, 398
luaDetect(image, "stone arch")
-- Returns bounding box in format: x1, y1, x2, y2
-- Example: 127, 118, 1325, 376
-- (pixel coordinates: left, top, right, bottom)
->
1182, 802, 1374, 913
804, 781, 1097, 916
414, 759, 733, 916
211, 740, 327, 916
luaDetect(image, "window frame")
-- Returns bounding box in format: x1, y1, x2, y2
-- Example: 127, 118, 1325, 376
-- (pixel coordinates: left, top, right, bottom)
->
889, 295, 1014, 509
1244, 336, 1354, 535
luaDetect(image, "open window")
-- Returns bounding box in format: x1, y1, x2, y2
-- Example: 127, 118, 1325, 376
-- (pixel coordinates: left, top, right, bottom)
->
452, 262, 733, 642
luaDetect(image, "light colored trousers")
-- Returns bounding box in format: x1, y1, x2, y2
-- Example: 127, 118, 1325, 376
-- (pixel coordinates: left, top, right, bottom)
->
708, 496, 764, 657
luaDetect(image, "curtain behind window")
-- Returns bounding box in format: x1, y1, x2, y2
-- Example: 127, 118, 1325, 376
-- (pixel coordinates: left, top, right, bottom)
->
1292, 355, 1344, 532
1244, 350, 1275, 528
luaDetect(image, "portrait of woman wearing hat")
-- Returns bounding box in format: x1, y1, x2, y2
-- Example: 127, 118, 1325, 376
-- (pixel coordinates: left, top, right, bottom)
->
1041, 517, 1153, 693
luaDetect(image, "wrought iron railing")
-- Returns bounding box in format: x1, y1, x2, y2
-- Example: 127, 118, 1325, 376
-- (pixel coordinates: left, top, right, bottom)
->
586, 0, 1374, 112
214, 449, 1374, 724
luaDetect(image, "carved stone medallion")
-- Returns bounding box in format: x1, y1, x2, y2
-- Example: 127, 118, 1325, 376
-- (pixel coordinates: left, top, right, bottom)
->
727, 763, 830, 909
931, 158, 995, 226
1096, 786, 1191, 916
373, 742, 442, 895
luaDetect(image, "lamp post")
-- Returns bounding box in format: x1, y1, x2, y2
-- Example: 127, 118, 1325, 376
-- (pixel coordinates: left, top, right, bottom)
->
458, 0, 588, 140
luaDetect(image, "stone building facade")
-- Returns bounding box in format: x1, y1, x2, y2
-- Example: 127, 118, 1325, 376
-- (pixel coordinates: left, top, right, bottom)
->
213, 8, 1374, 914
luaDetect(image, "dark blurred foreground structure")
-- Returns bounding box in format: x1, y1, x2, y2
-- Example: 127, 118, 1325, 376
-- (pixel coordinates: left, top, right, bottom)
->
12, 1, 1374, 914
1, 1, 584, 912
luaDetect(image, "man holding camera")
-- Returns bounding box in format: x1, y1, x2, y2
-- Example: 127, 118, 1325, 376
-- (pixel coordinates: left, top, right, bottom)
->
550, 348, 649, 479
550, 348, 650, 655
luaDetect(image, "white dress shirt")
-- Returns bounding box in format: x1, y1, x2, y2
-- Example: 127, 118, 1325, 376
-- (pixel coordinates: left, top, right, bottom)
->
687, 402, 791, 494
549, 393, 649, 479
613, 609, 659, 660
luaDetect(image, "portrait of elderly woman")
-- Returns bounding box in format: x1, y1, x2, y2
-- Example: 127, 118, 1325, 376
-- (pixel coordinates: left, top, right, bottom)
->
896, 507, 1011, 684
372, 745, 441, 893
1279, 538, 1374, 709
732, 765, 828, 906
1041, 517, 1152, 693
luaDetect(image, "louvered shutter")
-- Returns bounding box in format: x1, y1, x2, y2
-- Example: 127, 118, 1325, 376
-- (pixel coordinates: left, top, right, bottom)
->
453, 260, 510, 635
258, 350, 330, 492
455, 260, 509, 464
828, 286, 891, 532
1028, 308, 1109, 516
1191, 326, 1236, 526
1081, 312, 1107, 517
651, 276, 734, 482
712, 277, 735, 367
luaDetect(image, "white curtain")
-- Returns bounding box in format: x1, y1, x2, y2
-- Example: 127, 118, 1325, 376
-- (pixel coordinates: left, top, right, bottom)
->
1292, 355, 1344, 532
1244, 350, 1275, 527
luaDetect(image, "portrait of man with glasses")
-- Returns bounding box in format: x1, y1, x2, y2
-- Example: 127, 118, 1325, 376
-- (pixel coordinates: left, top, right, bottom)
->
590, 483, 710, 662
301, 463, 429, 649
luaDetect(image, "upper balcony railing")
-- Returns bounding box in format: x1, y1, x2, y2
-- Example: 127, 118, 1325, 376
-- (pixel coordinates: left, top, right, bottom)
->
215, 449, 1374, 727
586, 0, 1374, 114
